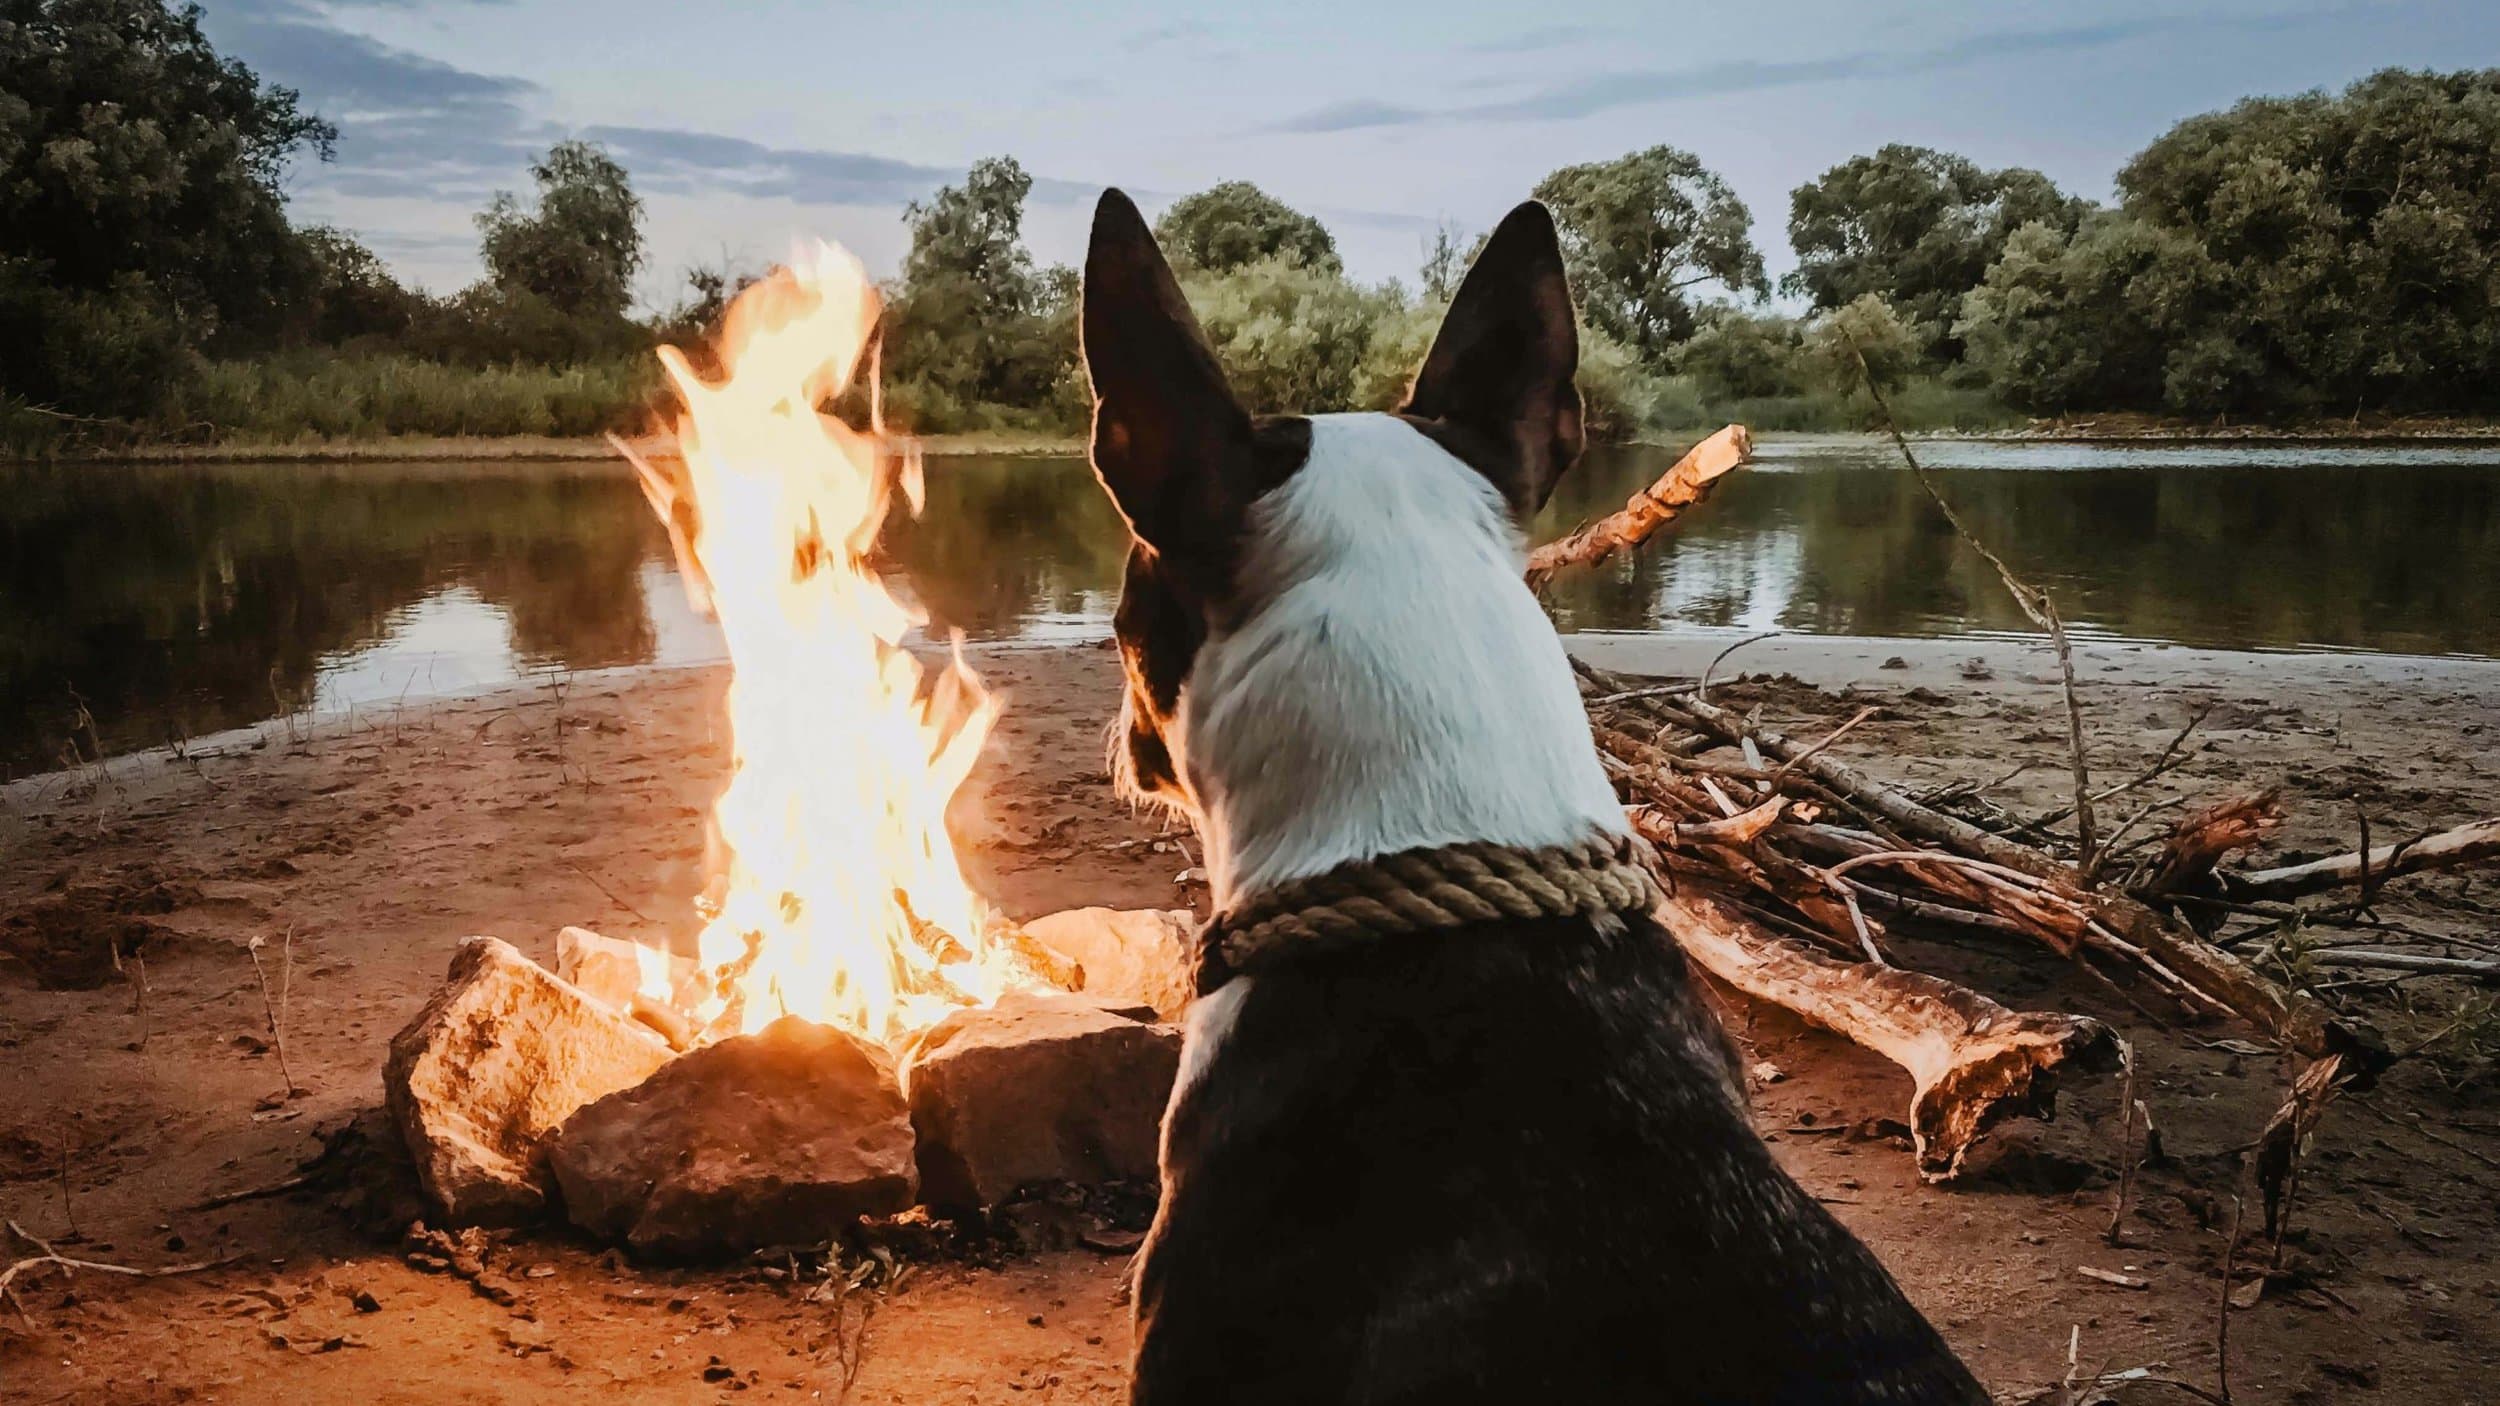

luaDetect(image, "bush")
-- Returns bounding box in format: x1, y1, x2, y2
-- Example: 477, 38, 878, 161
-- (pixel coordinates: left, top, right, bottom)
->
173, 355, 656, 440
0, 261, 196, 423
1676, 311, 1807, 399
1178, 256, 1404, 413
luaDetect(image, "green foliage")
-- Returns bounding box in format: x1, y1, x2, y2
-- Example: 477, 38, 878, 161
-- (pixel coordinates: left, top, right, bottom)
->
1676, 310, 1806, 400
1786, 145, 2086, 359
881, 156, 1078, 429
1154, 181, 1339, 274
476, 141, 645, 321
0, 0, 333, 419
1418, 223, 1466, 302
175, 354, 653, 440
1957, 213, 2220, 413
1532, 146, 1768, 368
1804, 293, 1924, 396
298, 226, 421, 345
1177, 256, 1401, 413
1963, 69, 2500, 416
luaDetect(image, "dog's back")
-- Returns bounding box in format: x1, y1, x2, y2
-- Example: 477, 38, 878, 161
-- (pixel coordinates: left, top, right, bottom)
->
1136, 915, 1985, 1404
1078, 189, 1989, 1405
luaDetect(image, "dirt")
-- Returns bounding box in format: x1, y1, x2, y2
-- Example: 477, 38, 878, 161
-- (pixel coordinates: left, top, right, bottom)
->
4, 640, 2497, 1404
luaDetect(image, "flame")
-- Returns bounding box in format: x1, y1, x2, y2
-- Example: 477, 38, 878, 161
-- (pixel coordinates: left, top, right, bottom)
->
627, 241, 1025, 1044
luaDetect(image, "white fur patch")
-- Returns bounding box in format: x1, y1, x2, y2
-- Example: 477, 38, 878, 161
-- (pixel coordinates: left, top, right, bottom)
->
1168, 973, 1252, 1116
1177, 413, 1625, 908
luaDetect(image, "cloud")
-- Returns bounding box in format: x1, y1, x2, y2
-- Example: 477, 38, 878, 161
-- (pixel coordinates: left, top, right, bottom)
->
201, 0, 542, 201
1270, 98, 1433, 134
582, 127, 1097, 208
1457, 24, 1608, 55
1122, 19, 1217, 51
1274, 13, 2267, 131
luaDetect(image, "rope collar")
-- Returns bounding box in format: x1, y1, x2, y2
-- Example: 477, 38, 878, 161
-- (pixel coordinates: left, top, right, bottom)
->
1193, 832, 1665, 996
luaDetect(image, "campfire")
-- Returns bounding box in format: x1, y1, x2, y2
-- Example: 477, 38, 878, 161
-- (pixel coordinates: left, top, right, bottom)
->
624, 241, 1028, 1045
383, 244, 1190, 1258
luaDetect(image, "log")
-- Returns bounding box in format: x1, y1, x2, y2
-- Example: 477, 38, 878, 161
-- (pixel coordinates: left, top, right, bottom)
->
1523, 425, 1752, 590
1656, 892, 2119, 1181
1656, 686, 2377, 1068
2228, 817, 2500, 901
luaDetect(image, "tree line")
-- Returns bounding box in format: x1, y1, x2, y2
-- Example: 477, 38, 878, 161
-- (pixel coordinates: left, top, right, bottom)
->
6, 0, 2498, 450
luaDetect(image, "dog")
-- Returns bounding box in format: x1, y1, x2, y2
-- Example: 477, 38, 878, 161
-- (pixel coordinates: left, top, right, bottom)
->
1079, 187, 1991, 1405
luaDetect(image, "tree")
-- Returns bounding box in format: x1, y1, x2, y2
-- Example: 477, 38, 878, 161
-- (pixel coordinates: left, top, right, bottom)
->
1531, 146, 1768, 368
1418, 222, 1465, 302
1153, 181, 1338, 274
882, 156, 1073, 425
477, 140, 645, 321
1958, 68, 2500, 418
1676, 310, 1806, 400
299, 227, 419, 344
1804, 293, 1923, 397
1785, 145, 2086, 360
0, 0, 334, 415
2112, 67, 2500, 414
1955, 215, 2210, 413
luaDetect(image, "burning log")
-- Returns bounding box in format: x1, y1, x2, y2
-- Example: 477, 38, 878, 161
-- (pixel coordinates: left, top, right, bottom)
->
2227, 816, 2500, 902
1523, 425, 1752, 591
1658, 892, 2118, 1180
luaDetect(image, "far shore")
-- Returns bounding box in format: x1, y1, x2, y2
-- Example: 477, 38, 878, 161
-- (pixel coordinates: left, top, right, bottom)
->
15, 411, 2500, 468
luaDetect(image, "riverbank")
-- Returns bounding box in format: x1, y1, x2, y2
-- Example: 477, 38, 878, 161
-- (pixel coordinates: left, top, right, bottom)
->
24, 416, 2500, 466
4, 637, 2496, 1401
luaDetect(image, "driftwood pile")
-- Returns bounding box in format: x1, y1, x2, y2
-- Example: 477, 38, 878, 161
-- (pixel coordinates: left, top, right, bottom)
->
1535, 427, 2500, 1181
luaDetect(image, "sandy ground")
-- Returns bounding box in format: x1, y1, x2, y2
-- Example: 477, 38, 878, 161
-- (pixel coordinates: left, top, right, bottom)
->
3, 636, 2498, 1404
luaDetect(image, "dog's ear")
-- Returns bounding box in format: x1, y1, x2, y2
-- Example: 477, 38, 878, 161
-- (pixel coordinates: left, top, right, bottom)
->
1402, 200, 1584, 516
1083, 188, 1257, 589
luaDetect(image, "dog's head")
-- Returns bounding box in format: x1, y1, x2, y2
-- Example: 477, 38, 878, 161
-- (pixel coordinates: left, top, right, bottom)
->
1082, 189, 1586, 824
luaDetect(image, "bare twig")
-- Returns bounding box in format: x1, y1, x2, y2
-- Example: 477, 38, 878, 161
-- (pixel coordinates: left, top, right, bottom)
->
2107, 1040, 2140, 1246
1770, 705, 1882, 785
1848, 341, 2098, 872
3, 1220, 240, 1302
247, 929, 300, 1098
1698, 632, 1782, 705
2218, 1194, 2244, 1403
568, 863, 656, 924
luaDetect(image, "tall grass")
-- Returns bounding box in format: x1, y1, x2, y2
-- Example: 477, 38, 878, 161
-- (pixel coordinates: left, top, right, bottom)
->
1650, 375, 2022, 439
174, 354, 660, 442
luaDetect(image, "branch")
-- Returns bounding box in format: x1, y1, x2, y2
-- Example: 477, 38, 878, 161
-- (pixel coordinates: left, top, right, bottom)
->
1523, 425, 1752, 590
1657, 892, 2119, 1181
2228, 818, 2500, 902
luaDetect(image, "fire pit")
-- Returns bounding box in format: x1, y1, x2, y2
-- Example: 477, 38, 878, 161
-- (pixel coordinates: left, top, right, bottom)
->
384, 244, 1190, 1258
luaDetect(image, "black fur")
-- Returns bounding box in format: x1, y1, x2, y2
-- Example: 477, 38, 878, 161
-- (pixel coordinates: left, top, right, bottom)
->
1133, 913, 1992, 1405
1399, 201, 1584, 517
1083, 189, 1312, 810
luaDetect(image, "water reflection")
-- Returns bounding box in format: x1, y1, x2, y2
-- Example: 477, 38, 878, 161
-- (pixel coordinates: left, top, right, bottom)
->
4, 439, 2497, 774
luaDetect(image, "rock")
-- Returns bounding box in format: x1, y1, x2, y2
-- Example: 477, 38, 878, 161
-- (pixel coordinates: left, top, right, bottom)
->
903, 993, 1181, 1208
547, 1016, 916, 1259
554, 924, 695, 1011
384, 936, 671, 1226
1016, 907, 1196, 1021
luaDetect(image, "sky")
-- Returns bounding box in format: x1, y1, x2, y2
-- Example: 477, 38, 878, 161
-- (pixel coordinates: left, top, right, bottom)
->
199, 0, 2500, 310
